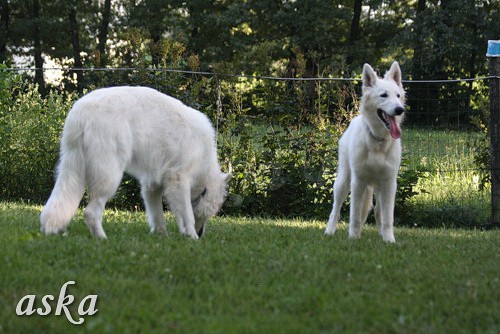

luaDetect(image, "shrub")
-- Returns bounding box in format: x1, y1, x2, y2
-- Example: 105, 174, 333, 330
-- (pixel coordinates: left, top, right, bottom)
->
219, 123, 339, 218
0, 69, 76, 203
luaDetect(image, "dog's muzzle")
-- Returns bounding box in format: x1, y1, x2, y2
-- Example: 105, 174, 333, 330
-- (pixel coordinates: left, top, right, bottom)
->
197, 224, 205, 238
377, 107, 404, 129
377, 107, 404, 139
394, 106, 404, 116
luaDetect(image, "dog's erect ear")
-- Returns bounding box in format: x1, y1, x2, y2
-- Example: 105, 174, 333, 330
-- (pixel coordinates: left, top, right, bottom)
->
385, 61, 402, 87
362, 63, 378, 90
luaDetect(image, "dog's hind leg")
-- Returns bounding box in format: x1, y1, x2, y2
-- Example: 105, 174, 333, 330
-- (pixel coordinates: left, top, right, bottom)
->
84, 197, 110, 239
141, 184, 166, 235
84, 160, 124, 239
325, 169, 350, 235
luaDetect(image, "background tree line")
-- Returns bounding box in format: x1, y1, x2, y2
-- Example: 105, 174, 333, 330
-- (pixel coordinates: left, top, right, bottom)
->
0, 0, 499, 88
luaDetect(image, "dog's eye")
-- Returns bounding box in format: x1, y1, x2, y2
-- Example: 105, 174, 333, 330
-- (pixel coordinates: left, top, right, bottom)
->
397, 94, 401, 98
380, 93, 388, 98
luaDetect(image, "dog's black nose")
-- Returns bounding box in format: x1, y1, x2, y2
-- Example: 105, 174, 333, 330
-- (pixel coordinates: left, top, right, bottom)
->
394, 106, 405, 115
197, 224, 205, 238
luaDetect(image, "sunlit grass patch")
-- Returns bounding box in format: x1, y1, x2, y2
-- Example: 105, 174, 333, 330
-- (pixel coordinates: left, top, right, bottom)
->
402, 128, 490, 227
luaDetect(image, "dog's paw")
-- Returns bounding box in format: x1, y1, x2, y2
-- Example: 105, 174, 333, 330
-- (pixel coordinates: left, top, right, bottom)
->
348, 228, 362, 239
324, 228, 336, 236
182, 229, 199, 240
188, 234, 199, 240
324, 220, 337, 235
40, 223, 66, 236
150, 225, 167, 236
383, 235, 396, 243
380, 229, 396, 243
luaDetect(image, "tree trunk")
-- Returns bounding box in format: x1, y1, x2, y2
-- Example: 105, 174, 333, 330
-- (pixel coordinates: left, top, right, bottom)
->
408, 0, 427, 124
435, 0, 451, 80
150, 33, 162, 68
98, 0, 111, 67
32, 0, 45, 95
411, 0, 426, 80
69, 6, 83, 91
346, 0, 362, 73
0, 0, 9, 63
148, 1, 164, 68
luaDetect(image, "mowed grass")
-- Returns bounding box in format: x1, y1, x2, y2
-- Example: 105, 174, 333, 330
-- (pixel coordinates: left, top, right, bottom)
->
1, 202, 499, 333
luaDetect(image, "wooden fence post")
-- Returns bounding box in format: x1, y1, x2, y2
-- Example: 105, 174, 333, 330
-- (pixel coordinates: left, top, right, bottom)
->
488, 40, 500, 227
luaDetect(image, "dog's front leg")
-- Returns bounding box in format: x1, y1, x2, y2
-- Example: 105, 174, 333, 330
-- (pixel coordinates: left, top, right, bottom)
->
349, 179, 366, 239
142, 185, 167, 235
165, 181, 199, 240
325, 168, 350, 235
376, 181, 397, 243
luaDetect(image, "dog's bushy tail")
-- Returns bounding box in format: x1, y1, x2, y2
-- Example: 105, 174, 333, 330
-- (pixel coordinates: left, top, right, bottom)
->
40, 119, 86, 235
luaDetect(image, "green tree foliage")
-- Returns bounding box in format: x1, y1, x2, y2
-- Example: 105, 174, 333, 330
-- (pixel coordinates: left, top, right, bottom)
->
1, 0, 498, 81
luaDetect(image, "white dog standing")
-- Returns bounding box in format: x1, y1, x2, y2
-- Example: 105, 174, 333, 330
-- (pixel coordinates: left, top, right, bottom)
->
40, 86, 231, 239
325, 62, 405, 242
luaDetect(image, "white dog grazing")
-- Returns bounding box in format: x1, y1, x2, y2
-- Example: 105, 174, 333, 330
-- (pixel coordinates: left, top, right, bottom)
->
325, 62, 405, 242
40, 86, 231, 239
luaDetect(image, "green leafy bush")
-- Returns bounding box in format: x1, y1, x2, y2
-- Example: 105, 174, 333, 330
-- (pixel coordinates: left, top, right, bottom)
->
0, 69, 76, 203
219, 123, 339, 218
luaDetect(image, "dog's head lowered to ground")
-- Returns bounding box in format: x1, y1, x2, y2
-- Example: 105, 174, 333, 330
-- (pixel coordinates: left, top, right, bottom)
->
192, 171, 231, 237
361, 61, 405, 140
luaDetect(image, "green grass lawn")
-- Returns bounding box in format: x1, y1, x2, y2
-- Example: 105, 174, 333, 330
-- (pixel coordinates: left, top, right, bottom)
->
1, 202, 498, 333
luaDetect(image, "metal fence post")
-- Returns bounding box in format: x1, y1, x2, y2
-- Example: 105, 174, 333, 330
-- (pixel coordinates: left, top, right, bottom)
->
487, 40, 500, 227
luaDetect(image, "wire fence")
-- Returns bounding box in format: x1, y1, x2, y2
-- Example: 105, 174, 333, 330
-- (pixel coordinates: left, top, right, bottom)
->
0, 67, 495, 227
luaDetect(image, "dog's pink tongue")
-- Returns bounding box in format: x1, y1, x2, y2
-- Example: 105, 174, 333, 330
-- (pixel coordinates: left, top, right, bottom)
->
389, 116, 401, 139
